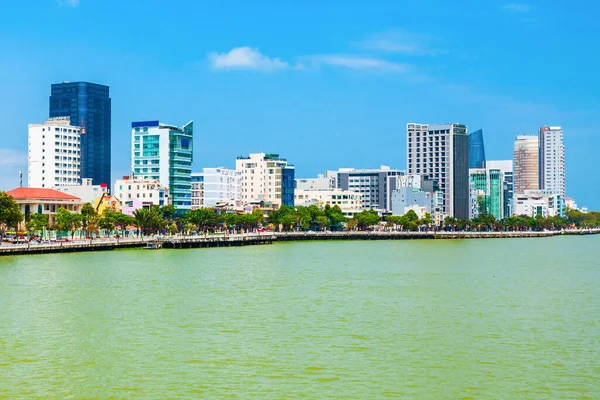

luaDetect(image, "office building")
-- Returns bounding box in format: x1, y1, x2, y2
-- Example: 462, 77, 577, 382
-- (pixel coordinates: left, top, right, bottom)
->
191, 173, 204, 209
294, 188, 362, 217
514, 190, 564, 218
468, 129, 486, 169
236, 153, 295, 208
539, 126, 565, 198
406, 123, 469, 219
329, 166, 404, 211
469, 168, 504, 220
28, 117, 81, 188
487, 160, 513, 219
201, 167, 243, 207
49, 82, 111, 188
131, 120, 193, 211
514, 135, 538, 195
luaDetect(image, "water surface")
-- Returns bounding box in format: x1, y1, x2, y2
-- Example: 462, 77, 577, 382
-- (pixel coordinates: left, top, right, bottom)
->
1, 236, 599, 398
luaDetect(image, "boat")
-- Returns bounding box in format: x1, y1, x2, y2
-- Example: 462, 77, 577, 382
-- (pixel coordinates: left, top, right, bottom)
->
145, 242, 162, 250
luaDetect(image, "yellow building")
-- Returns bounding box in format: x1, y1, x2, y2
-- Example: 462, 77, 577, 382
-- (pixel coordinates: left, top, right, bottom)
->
92, 194, 122, 214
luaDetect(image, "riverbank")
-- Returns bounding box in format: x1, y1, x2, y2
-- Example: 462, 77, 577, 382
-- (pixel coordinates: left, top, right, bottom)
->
0, 229, 598, 256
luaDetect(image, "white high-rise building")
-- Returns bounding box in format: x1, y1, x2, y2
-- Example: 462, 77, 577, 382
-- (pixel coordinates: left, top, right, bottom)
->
235, 153, 295, 208
406, 123, 469, 219
28, 117, 81, 188
201, 167, 243, 207
539, 126, 565, 198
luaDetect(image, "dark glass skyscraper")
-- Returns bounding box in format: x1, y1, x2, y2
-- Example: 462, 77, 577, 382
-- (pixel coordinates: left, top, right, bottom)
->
468, 129, 486, 169
49, 82, 111, 189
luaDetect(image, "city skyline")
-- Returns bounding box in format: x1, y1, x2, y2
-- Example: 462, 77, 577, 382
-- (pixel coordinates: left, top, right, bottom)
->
1, 1, 598, 208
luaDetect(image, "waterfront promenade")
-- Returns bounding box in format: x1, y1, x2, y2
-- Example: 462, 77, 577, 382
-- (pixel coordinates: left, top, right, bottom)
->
0, 228, 598, 256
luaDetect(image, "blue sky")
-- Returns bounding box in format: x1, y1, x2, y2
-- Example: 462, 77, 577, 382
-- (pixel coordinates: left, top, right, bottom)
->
1, 0, 599, 208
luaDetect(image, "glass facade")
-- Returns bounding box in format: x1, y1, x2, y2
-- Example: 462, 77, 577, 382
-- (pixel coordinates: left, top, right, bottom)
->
168, 121, 193, 210
469, 168, 503, 220
468, 129, 486, 169
49, 82, 111, 189
452, 126, 470, 220
281, 166, 295, 207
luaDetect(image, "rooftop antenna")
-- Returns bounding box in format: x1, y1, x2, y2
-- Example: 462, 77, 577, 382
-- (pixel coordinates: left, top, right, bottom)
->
19, 170, 23, 187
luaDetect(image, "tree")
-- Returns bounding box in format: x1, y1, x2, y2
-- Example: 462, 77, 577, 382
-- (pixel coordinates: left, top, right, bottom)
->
133, 207, 163, 236
26, 213, 49, 235
0, 192, 23, 241
185, 208, 219, 233
161, 205, 176, 224
354, 209, 380, 230
54, 208, 82, 239
99, 209, 117, 232
251, 208, 264, 225
81, 203, 97, 234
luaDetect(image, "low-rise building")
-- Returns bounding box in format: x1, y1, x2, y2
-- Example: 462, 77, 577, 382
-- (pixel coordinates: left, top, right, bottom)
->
54, 178, 108, 204
114, 176, 169, 216
6, 187, 83, 228
236, 153, 295, 208
295, 174, 336, 191
201, 167, 243, 207
514, 190, 564, 218
294, 189, 362, 217
92, 195, 121, 215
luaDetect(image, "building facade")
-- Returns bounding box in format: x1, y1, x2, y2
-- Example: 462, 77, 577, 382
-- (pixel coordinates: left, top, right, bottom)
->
114, 176, 169, 215
468, 129, 486, 169
330, 166, 404, 212
406, 123, 469, 219
295, 174, 335, 191
469, 168, 504, 220
131, 121, 193, 211
6, 187, 83, 228
514, 190, 564, 218
487, 160, 513, 219
191, 173, 204, 210
514, 135, 539, 195
28, 117, 81, 188
539, 126, 565, 198
201, 167, 243, 207
294, 189, 363, 217
54, 178, 107, 204
49, 82, 111, 188
235, 153, 295, 208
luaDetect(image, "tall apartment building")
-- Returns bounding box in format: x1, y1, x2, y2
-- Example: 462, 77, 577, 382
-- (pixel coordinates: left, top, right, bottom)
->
28, 117, 81, 188
486, 160, 513, 219
329, 166, 404, 212
513, 135, 539, 195
49, 82, 111, 189
468, 129, 486, 169
131, 120, 193, 211
201, 167, 243, 207
406, 123, 469, 219
235, 153, 295, 208
539, 126, 565, 198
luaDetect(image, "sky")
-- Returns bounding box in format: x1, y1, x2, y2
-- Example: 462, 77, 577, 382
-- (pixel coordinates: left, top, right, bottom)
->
1, 0, 599, 208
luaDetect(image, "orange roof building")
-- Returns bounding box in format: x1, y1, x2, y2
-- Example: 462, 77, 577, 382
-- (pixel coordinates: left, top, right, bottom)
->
6, 187, 84, 228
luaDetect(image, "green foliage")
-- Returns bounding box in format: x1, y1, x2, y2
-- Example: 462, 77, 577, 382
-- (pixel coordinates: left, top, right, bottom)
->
26, 213, 49, 233
352, 209, 380, 229
185, 208, 219, 232
0, 192, 23, 238
133, 207, 164, 236
54, 208, 82, 238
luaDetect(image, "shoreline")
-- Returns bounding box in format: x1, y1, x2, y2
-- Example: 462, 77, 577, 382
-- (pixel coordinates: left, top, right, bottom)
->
0, 229, 598, 257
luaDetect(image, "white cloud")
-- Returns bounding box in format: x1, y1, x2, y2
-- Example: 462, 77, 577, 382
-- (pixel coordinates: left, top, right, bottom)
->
503, 4, 531, 12
208, 47, 295, 71
0, 149, 26, 167
355, 32, 441, 56
307, 55, 410, 72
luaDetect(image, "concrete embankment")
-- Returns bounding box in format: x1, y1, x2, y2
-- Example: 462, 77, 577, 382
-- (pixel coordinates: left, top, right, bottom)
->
0, 229, 598, 256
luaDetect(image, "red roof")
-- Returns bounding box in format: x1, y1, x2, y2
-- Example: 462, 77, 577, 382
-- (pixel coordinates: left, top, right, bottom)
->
6, 187, 81, 201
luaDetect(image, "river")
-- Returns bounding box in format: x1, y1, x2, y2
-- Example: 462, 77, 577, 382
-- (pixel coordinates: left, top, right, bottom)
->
1, 236, 599, 398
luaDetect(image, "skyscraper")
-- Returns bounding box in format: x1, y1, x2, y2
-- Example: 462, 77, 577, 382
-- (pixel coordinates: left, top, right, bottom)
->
539, 126, 565, 198
406, 123, 469, 219
49, 82, 111, 189
513, 135, 539, 195
131, 120, 194, 211
469, 167, 503, 220
468, 129, 486, 169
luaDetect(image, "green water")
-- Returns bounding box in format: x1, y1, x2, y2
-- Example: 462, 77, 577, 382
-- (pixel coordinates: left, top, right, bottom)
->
1, 237, 599, 399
